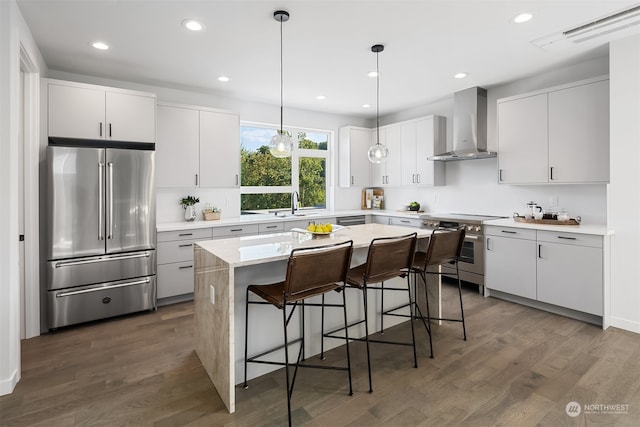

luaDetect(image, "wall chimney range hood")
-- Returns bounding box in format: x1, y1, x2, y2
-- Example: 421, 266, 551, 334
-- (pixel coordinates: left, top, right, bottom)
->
429, 86, 496, 161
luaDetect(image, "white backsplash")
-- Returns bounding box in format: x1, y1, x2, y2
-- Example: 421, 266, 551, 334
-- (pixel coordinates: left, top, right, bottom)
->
157, 188, 241, 223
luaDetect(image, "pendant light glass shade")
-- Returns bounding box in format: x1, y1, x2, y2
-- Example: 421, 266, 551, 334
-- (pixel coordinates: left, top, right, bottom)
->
368, 44, 388, 164
269, 10, 294, 158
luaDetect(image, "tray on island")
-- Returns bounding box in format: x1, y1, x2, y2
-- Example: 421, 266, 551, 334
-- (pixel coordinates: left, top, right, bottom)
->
513, 216, 581, 226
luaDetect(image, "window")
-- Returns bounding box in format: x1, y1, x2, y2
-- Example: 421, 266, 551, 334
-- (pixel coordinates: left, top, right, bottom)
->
240, 124, 329, 213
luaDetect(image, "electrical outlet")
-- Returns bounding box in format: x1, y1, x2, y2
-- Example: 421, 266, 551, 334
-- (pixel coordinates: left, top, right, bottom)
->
210, 285, 215, 304
549, 195, 559, 207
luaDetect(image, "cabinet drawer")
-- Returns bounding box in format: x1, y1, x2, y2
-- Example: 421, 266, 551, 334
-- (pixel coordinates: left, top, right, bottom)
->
537, 231, 602, 248
485, 226, 536, 240
259, 222, 284, 234
389, 217, 422, 228
157, 261, 194, 299
214, 224, 259, 238
157, 228, 212, 242
157, 239, 201, 265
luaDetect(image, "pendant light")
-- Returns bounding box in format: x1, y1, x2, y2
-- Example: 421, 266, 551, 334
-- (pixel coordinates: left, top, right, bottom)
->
269, 10, 293, 158
368, 44, 389, 164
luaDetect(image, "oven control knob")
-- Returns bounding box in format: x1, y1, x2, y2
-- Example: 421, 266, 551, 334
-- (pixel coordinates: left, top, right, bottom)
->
475, 226, 481, 232
467, 225, 473, 231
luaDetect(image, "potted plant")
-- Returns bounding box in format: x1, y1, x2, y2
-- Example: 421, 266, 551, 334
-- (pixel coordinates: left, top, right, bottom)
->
180, 195, 199, 221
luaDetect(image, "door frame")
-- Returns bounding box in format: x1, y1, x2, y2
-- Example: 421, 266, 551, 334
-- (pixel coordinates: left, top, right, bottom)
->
20, 44, 40, 339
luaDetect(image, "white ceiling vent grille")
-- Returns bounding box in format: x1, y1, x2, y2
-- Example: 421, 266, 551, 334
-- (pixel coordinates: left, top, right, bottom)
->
533, 4, 640, 51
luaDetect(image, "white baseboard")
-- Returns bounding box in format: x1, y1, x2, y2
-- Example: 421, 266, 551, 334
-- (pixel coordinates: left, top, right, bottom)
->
0, 368, 19, 396
609, 316, 640, 334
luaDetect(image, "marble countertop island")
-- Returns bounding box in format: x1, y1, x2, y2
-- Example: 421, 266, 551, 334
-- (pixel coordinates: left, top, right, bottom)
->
193, 223, 437, 413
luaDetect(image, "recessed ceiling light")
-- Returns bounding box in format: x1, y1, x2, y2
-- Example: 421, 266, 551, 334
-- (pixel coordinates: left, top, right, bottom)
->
367, 71, 378, 78
218, 76, 230, 82
316, 95, 326, 100
362, 104, 371, 108
513, 13, 533, 23
454, 72, 468, 79
182, 19, 204, 31
92, 41, 109, 50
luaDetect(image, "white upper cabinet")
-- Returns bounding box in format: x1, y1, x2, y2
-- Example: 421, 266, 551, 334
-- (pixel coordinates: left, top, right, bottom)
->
407, 116, 445, 186
548, 80, 609, 183
497, 76, 609, 184
371, 124, 402, 186
48, 80, 156, 143
338, 126, 372, 187
156, 105, 200, 188
156, 103, 240, 189
199, 110, 240, 188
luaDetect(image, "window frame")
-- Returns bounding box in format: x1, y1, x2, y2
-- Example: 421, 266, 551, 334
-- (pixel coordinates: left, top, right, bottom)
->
240, 121, 332, 212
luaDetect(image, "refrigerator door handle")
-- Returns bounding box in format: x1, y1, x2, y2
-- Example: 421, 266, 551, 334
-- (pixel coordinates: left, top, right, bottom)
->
98, 162, 105, 240
55, 278, 151, 298
54, 252, 151, 268
107, 162, 114, 239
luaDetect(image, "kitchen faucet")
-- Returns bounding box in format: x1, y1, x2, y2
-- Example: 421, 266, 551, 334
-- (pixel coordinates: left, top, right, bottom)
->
291, 191, 299, 214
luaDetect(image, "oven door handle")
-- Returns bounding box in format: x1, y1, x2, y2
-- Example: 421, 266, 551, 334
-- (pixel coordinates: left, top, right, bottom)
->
464, 235, 479, 241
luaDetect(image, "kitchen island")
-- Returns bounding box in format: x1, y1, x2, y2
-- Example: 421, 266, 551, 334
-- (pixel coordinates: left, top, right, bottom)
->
193, 223, 437, 413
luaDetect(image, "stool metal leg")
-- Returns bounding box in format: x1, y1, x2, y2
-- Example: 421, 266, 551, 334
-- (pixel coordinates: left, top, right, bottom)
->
362, 284, 373, 393
243, 287, 250, 388
342, 287, 353, 396
320, 294, 326, 360
456, 262, 467, 341
282, 304, 292, 427
420, 270, 434, 358
406, 274, 418, 368
380, 281, 385, 333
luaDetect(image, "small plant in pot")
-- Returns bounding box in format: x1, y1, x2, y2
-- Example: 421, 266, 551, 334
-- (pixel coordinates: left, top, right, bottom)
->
180, 195, 199, 221
408, 201, 421, 211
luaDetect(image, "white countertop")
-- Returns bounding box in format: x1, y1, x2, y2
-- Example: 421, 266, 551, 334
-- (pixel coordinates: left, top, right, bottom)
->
194, 223, 432, 267
156, 209, 424, 232
484, 218, 614, 236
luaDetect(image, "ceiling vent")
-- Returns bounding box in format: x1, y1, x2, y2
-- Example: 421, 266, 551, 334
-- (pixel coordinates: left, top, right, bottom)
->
532, 4, 640, 51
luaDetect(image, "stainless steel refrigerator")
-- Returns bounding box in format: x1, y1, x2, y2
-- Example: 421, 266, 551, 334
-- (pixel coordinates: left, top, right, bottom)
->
46, 140, 156, 329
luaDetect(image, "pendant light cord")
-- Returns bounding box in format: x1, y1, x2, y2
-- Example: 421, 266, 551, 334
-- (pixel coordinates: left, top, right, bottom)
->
376, 49, 380, 146
279, 17, 284, 133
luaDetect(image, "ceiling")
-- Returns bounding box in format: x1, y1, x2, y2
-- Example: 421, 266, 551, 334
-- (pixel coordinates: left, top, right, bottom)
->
16, 0, 640, 118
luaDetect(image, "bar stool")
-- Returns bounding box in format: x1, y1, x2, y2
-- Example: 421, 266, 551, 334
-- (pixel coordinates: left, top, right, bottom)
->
324, 232, 417, 393
411, 225, 467, 358
243, 240, 354, 427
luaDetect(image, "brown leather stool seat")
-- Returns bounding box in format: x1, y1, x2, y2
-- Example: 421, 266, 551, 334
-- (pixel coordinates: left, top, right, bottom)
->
242, 240, 354, 427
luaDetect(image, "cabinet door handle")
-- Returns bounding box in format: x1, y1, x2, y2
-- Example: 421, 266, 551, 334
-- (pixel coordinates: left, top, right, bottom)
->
550, 166, 554, 181
417, 174, 421, 183
99, 122, 103, 137
195, 174, 199, 186
351, 176, 354, 185
557, 236, 576, 240
499, 169, 503, 181
109, 123, 112, 138
178, 243, 193, 248
486, 237, 491, 251
412, 174, 415, 184
235, 174, 239, 186
538, 244, 542, 258
179, 265, 193, 270
501, 230, 516, 234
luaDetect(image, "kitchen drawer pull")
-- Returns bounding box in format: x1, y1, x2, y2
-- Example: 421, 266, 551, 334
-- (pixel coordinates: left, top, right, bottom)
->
401, 219, 410, 223
557, 236, 577, 240
56, 278, 150, 298
178, 233, 193, 237
265, 225, 278, 229
230, 228, 243, 232
179, 265, 193, 270
178, 243, 193, 248
501, 230, 517, 234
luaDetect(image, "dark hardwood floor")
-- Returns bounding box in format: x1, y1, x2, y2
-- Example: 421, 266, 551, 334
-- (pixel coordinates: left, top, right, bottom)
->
2, 283, 639, 426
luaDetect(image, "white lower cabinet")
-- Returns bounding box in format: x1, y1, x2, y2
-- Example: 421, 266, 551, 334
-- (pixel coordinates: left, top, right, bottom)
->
157, 228, 213, 302
536, 231, 603, 316
485, 226, 603, 316
485, 227, 537, 300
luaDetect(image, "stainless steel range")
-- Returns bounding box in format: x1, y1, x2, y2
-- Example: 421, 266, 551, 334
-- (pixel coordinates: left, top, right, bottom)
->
420, 213, 505, 292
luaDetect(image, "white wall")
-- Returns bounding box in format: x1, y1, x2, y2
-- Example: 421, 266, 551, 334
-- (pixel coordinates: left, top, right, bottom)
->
0, 0, 47, 396
609, 34, 640, 333
372, 55, 610, 225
